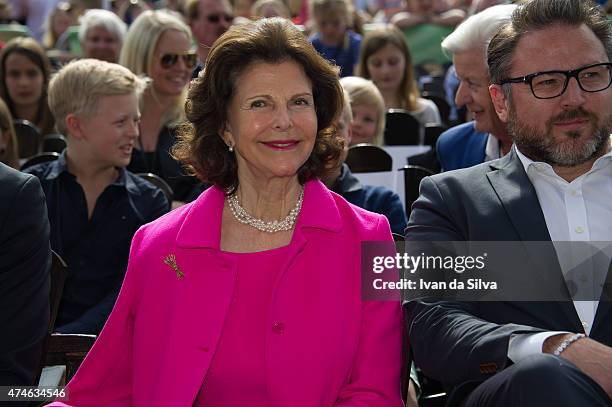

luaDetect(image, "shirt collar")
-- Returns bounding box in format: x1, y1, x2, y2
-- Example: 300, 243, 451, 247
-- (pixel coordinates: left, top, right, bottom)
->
44, 151, 138, 194
44, 151, 70, 179
484, 134, 501, 162
332, 163, 362, 194
516, 136, 612, 177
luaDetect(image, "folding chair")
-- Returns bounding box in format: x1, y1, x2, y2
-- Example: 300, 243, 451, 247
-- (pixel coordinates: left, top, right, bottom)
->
136, 172, 174, 202
20, 152, 60, 171
42, 134, 67, 153
399, 165, 435, 217
384, 109, 421, 146
346, 143, 393, 173
14, 119, 41, 158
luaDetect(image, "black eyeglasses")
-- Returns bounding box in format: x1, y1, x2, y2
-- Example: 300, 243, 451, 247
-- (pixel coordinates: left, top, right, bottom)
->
206, 13, 233, 23
160, 52, 198, 69
499, 62, 612, 99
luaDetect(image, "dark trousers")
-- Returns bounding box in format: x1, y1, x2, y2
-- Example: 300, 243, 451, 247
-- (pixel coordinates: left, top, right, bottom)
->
463, 354, 611, 407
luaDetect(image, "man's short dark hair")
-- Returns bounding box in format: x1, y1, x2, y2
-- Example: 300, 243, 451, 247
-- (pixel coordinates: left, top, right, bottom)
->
488, 0, 612, 85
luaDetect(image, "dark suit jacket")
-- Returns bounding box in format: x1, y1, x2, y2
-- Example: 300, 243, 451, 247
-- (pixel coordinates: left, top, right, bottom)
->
0, 163, 50, 386
436, 121, 488, 171
404, 150, 612, 400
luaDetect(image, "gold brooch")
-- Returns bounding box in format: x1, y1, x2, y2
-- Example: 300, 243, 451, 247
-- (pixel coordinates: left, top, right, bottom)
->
164, 254, 184, 280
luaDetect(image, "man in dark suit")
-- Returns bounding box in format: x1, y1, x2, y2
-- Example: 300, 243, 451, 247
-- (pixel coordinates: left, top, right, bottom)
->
436, 5, 515, 171
406, 0, 612, 405
0, 163, 50, 386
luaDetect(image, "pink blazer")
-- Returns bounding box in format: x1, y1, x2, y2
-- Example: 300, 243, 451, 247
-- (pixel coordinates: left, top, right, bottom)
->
49, 179, 403, 407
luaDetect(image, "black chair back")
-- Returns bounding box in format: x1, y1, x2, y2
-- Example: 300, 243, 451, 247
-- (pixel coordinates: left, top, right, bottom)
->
35, 250, 68, 385
422, 92, 451, 126
400, 165, 435, 217
14, 119, 41, 158
384, 109, 421, 146
345, 143, 392, 173
424, 124, 448, 148
42, 134, 67, 153
136, 172, 174, 202
45, 333, 97, 382
20, 152, 60, 171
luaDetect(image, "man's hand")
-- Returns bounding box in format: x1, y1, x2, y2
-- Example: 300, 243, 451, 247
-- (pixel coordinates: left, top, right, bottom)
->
544, 334, 612, 398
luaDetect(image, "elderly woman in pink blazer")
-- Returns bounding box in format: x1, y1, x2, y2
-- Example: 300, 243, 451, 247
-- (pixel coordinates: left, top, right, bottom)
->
49, 17, 403, 407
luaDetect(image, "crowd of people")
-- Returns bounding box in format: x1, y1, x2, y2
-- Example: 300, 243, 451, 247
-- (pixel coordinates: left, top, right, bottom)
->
0, 0, 611, 406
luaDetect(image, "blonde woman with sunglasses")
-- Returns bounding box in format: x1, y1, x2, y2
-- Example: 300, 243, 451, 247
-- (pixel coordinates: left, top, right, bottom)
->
120, 10, 200, 203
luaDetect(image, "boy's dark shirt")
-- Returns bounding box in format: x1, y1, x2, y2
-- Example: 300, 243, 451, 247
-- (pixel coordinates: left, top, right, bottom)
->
25, 152, 170, 334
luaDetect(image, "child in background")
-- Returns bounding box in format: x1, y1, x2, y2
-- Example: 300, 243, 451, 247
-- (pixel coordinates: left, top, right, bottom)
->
0, 98, 19, 169
0, 37, 56, 136
24, 59, 169, 334
340, 76, 385, 146
42, 2, 79, 50
309, 0, 361, 77
323, 89, 407, 235
357, 26, 441, 125
251, 0, 291, 18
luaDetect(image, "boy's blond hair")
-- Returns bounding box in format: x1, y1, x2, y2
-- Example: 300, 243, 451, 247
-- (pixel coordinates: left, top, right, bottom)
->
48, 59, 147, 135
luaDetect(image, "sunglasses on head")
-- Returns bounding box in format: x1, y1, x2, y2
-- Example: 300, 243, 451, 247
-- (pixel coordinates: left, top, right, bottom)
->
160, 52, 198, 69
206, 13, 233, 23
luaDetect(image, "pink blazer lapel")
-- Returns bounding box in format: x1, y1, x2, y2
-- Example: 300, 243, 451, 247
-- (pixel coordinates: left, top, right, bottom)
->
155, 187, 238, 404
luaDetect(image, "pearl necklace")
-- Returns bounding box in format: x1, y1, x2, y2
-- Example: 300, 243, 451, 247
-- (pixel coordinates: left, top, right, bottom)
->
227, 188, 304, 233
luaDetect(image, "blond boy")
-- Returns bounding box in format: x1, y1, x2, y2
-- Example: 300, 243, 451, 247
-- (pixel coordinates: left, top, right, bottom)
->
25, 59, 169, 334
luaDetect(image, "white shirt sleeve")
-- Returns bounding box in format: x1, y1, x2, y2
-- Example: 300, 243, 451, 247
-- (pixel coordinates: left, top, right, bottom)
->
507, 331, 571, 363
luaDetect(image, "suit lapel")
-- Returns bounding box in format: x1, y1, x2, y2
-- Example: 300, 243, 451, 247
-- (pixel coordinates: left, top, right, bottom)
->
486, 151, 550, 242
486, 151, 583, 330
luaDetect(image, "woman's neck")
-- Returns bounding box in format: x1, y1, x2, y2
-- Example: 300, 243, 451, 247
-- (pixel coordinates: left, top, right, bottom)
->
14, 103, 39, 124
65, 148, 118, 187
144, 88, 176, 114
380, 90, 400, 109
233, 173, 303, 221
138, 92, 176, 151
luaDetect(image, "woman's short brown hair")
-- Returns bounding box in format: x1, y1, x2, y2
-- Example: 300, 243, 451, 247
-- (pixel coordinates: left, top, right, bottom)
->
173, 17, 344, 193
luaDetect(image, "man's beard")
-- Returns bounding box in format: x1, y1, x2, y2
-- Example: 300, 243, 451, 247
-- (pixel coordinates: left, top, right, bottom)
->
508, 104, 611, 167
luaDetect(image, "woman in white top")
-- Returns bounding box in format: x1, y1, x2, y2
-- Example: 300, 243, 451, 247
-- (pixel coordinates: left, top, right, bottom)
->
357, 25, 441, 126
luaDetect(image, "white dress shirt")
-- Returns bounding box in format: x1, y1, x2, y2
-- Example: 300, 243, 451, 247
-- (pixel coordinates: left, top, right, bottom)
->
484, 134, 502, 162
508, 139, 612, 362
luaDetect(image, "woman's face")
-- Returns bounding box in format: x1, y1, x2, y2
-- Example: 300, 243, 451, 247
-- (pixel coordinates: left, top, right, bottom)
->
4, 53, 44, 109
83, 26, 122, 63
149, 29, 193, 98
350, 103, 379, 145
366, 43, 406, 95
316, 12, 347, 47
52, 11, 74, 38
223, 60, 318, 183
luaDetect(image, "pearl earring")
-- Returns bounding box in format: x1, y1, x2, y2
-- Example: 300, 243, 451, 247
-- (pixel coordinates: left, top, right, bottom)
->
228, 144, 234, 152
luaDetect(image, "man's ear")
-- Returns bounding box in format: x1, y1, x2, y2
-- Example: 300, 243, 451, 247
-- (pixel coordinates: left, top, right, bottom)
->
65, 114, 85, 140
489, 84, 509, 123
